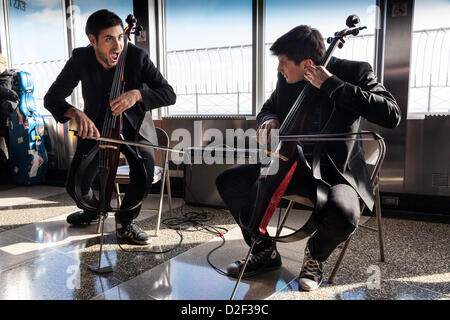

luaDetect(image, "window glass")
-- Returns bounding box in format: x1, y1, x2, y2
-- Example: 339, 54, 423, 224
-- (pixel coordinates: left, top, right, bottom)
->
7, 1, 133, 115
409, 0, 450, 114
71, 0, 134, 48
265, 0, 377, 101
165, 0, 253, 116
8, 0, 66, 115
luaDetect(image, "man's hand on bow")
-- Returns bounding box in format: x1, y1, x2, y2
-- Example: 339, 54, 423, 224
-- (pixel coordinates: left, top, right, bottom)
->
65, 108, 100, 140
256, 119, 280, 145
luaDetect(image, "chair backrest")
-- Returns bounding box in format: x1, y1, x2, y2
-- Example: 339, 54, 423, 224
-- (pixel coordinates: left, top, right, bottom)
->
358, 132, 386, 214
155, 127, 169, 148
119, 127, 170, 168
362, 134, 386, 187
154, 127, 169, 168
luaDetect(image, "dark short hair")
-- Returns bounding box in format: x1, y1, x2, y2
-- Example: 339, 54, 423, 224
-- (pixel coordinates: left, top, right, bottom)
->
270, 25, 325, 65
85, 9, 123, 39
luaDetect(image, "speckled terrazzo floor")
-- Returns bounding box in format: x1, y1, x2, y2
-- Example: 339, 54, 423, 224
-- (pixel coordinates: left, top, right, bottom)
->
0, 184, 449, 300
268, 216, 450, 300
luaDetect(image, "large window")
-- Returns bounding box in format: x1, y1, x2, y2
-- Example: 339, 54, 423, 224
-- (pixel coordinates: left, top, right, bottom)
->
264, 0, 377, 101
71, 0, 133, 49
409, 0, 450, 114
8, 0, 66, 115
7, 0, 133, 115
165, 0, 253, 116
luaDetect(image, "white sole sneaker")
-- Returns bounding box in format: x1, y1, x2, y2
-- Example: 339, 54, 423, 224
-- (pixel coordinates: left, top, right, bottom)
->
298, 277, 323, 291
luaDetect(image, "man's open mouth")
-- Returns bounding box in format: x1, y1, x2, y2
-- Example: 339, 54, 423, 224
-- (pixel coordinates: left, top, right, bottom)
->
110, 52, 120, 62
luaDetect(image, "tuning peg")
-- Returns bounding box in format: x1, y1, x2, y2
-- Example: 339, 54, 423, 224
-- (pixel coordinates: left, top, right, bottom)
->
346, 14, 360, 28
134, 25, 143, 36
126, 14, 136, 25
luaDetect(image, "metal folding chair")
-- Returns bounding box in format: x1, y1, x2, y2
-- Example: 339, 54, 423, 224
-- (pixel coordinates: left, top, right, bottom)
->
276, 131, 386, 283
114, 127, 173, 236
229, 131, 386, 298
90, 127, 173, 274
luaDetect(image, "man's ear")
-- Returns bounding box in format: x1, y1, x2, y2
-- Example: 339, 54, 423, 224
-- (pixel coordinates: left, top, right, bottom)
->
88, 34, 96, 47
301, 59, 315, 69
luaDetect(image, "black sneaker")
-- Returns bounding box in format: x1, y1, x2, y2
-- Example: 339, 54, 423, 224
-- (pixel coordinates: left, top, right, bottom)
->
66, 210, 100, 226
226, 245, 282, 278
298, 245, 323, 291
117, 223, 152, 245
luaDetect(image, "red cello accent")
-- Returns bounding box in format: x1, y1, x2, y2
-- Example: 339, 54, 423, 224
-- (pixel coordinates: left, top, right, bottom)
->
258, 160, 298, 234
247, 15, 367, 238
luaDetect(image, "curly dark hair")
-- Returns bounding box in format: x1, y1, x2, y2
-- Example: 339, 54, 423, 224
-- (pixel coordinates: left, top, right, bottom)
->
270, 25, 326, 65
85, 9, 123, 40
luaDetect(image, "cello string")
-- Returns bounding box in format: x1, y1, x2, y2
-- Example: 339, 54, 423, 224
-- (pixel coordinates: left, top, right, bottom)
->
104, 33, 129, 139
100, 28, 130, 168
105, 32, 127, 130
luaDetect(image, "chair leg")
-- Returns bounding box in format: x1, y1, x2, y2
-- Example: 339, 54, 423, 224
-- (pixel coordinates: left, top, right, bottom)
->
328, 184, 385, 284
115, 183, 122, 208
374, 185, 385, 262
166, 169, 173, 216
155, 166, 168, 237
328, 236, 352, 284
276, 200, 294, 237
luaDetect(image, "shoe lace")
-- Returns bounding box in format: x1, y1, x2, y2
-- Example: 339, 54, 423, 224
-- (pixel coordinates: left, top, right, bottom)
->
247, 247, 274, 265
302, 253, 322, 277
126, 223, 142, 237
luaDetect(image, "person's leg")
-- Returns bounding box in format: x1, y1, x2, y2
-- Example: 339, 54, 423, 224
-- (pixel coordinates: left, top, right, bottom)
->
1, 100, 18, 148
116, 137, 155, 226
216, 164, 274, 252
308, 184, 361, 261
216, 164, 284, 276
216, 160, 320, 277
115, 135, 155, 245
65, 139, 101, 225
299, 184, 361, 290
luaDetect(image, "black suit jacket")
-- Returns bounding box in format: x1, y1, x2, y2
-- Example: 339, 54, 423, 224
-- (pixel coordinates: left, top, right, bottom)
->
44, 44, 176, 138
257, 57, 401, 211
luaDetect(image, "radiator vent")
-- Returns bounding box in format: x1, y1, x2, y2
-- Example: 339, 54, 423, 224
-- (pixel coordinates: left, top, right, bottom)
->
432, 174, 449, 187
382, 196, 399, 206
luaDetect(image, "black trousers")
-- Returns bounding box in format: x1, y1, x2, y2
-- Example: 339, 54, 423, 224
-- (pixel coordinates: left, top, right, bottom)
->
216, 163, 361, 262
66, 125, 155, 226
0, 100, 18, 145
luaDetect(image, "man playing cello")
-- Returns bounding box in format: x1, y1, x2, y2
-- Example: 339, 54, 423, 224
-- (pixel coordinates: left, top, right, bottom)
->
216, 25, 400, 291
45, 9, 176, 245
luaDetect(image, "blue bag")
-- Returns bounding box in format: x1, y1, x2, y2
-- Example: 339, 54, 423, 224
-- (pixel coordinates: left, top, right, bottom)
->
8, 71, 48, 184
